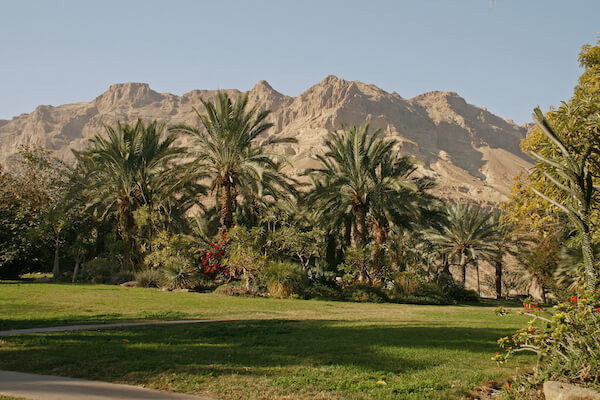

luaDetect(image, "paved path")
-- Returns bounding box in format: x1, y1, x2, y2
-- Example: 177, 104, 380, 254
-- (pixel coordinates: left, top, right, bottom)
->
0, 319, 232, 336
0, 370, 215, 399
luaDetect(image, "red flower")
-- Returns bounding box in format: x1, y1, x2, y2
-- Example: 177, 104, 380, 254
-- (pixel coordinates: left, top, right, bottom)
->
571, 296, 578, 303
506, 382, 511, 390
596, 307, 600, 312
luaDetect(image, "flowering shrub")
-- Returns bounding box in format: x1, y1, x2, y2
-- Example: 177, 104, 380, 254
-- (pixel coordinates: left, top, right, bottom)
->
494, 289, 600, 398
200, 239, 229, 279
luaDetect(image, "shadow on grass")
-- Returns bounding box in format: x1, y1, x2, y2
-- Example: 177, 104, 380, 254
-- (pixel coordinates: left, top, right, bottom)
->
0, 319, 518, 380
0, 311, 193, 331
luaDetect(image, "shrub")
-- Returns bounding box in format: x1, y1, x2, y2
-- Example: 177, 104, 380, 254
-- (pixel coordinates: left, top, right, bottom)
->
342, 283, 387, 303
387, 272, 452, 305
436, 273, 479, 302
260, 261, 307, 298
80, 257, 130, 284
161, 261, 198, 290
214, 281, 260, 297
134, 269, 161, 288
494, 289, 600, 398
304, 282, 342, 300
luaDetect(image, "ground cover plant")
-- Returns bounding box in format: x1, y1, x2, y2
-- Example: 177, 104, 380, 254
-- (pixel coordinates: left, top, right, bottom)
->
0, 283, 533, 399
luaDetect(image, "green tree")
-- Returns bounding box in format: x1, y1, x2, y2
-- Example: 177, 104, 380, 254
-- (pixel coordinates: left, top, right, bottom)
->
427, 203, 498, 288
506, 40, 600, 290
306, 123, 416, 245
170, 92, 297, 234
0, 147, 72, 278
74, 119, 193, 268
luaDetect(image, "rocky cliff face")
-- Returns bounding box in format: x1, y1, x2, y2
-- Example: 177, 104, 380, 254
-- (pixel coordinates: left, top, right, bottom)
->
0, 76, 531, 205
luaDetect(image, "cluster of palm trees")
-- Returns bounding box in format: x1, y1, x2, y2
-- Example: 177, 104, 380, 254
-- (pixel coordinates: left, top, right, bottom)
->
66, 91, 514, 296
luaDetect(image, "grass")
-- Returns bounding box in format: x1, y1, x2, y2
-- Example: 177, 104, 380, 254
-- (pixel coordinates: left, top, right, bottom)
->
0, 283, 534, 399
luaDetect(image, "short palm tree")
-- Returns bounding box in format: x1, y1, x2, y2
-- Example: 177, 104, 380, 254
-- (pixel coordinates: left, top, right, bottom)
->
170, 92, 296, 234
73, 120, 194, 263
305, 123, 416, 245
427, 203, 498, 287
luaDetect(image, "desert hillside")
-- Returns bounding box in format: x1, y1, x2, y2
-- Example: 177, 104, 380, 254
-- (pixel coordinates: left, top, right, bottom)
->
0, 76, 532, 205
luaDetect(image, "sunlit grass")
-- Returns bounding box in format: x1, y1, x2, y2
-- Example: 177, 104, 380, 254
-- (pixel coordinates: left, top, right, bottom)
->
0, 283, 533, 399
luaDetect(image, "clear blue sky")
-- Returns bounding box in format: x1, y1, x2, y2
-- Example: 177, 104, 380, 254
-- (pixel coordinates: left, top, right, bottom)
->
1, 0, 598, 124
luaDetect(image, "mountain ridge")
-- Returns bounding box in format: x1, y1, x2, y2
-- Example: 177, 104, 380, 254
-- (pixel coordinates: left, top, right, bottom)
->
0, 76, 532, 206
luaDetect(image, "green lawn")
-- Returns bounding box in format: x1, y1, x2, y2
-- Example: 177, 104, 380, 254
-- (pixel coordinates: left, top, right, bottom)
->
0, 283, 533, 399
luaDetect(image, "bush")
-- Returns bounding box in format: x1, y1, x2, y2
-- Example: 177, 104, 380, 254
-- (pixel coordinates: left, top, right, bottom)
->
342, 283, 387, 303
304, 283, 342, 300
387, 272, 452, 305
260, 261, 307, 298
214, 281, 260, 297
494, 289, 600, 398
80, 257, 132, 284
134, 269, 161, 288
161, 261, 199, 290
436, 273, 479, 302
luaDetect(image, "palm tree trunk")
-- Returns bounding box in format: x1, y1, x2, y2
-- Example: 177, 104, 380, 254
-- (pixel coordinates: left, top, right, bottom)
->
371, 220, 387, 280
344, 216, 352, 248
352, 205, 368, 245
461, 260, 467, 287
495, 260, 503, 299
219, 183, 235, 234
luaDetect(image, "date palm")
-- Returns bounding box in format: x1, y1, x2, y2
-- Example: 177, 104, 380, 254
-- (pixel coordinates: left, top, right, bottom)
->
73, 120, 195, 265
427, 203, 498, 287
170, 92, 296, 234
306, 123, 416, 245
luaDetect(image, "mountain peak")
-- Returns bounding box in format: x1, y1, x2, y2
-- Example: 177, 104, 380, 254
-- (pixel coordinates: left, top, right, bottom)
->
94, 82, 162, 110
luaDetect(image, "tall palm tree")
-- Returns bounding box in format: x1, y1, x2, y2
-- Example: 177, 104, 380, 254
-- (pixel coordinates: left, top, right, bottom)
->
170, 92, 296, 234
305, 123, 416, 245
73, 119, 195, 264
427, 203, 498, 287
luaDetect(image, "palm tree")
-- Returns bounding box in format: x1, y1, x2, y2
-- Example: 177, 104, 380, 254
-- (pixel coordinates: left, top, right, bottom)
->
306, 123, 416, 245
427, 203, 498, 288
73, 119, 194, 265
170, 92, 296, 234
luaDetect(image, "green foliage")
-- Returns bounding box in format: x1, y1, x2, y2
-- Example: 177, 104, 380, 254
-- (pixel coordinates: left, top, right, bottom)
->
0, 146, 73, 278
134, 268, 161, 288
495, 290, 600, 398
338, 244, 378, 283
80, 257, 132, 284
161, 263, 198, 290
426, 203, 499, 288
260, 261, 307, 298
170, 91, 297, 233
224, 225, 268, 288
303, 282, 342, 300
74, 120, 197, 268
388, 272, 452, 305
305, 123, 418, 247
342, 283, 388, 303
213, 281, 260, 297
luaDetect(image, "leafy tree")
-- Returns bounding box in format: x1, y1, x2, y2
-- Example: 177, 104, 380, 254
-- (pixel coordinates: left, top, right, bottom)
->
526, 108, 599, 290
0, 147, 72, 278
170, 92, 297, 234
506, 40, 600, 290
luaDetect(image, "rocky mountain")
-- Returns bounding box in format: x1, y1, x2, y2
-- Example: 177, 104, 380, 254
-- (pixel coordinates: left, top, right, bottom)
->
0, 76, 532, 205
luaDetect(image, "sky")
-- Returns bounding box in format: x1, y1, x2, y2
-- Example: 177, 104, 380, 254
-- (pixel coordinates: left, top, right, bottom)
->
1, 0, 599, 125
